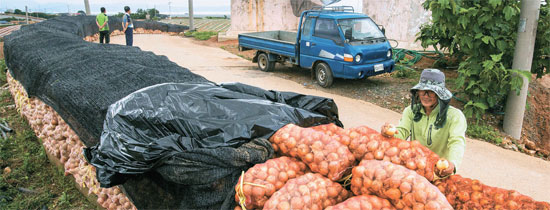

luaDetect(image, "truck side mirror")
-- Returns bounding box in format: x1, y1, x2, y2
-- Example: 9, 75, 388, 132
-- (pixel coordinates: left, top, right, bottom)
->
378, 25, 386, 35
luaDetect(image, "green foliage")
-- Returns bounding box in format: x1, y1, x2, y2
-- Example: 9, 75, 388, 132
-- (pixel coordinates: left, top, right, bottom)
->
185, 31, 218, 40
417, 0, 550, 119
9, 9, 57, 19
206, 15, 228, 19
0, 60, 6, 83
115, 8, 159, 19
466, 122, 503, 144
392, 65, 419, 79
533, 2, 550, 77
0, 17, 20, 22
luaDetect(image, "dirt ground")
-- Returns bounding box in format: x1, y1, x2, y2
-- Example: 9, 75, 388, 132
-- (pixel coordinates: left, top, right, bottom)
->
523, 74, 550, 155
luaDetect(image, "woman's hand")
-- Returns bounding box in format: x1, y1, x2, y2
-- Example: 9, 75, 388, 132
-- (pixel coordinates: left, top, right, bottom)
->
435, 159, 455, 177
381, 123, 398, 137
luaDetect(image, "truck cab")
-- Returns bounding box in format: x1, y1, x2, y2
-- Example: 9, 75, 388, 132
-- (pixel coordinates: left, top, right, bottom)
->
298, 6, 395, 87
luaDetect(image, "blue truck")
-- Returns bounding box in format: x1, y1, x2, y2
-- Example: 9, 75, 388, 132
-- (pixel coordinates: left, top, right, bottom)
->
238, 6, 395, 87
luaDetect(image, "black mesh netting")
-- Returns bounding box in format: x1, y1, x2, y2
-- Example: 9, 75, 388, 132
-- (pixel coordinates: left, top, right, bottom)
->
4, 16, 342, 209
24, 15, 188, 38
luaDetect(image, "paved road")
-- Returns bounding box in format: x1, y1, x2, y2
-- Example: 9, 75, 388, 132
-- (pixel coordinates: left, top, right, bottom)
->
111, 34, 550, 202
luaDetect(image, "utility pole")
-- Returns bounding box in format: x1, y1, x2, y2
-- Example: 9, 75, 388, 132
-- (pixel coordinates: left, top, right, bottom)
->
168, 2, 172, 20
25, 5, 28, 24
503, 0, 540, 139
188, 0, 194, 30
84, 0, 90, 15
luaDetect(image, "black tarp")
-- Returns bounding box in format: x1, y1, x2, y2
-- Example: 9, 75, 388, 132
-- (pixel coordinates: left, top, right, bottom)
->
4, 16, 343, 209
83, 82, 342, 209
84, 82, 341, 186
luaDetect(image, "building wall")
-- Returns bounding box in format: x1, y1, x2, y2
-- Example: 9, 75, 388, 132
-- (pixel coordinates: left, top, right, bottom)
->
363, 0, 430, 50
225, 0, 302, 37
224, 0, 431, 50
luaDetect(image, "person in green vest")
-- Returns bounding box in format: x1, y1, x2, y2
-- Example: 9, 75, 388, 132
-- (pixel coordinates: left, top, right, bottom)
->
382, 69, 467, 177
96, 7, 110, 44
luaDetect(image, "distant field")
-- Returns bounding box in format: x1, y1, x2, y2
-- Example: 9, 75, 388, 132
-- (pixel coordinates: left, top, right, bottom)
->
161, 18, 230, 32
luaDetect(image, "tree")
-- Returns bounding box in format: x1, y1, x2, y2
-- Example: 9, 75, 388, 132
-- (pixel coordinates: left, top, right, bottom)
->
14, 9, 22, 14
416, 0, 549, 120
147, 8, 160, 18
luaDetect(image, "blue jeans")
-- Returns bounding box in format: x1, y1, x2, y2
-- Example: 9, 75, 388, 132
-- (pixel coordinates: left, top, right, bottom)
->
125, 27, 133, 46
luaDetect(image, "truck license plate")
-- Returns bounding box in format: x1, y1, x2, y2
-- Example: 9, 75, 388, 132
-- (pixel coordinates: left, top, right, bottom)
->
374, 64, 384, 72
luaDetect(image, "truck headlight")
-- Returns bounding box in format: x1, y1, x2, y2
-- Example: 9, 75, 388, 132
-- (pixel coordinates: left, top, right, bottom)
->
387, 50, 392, 58
344, 54, 353, 62
355, 54, 361, 63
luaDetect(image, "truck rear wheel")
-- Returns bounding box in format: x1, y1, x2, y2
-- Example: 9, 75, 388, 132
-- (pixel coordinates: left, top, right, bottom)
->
257, 53, 275, 72
315, 62, 334, 88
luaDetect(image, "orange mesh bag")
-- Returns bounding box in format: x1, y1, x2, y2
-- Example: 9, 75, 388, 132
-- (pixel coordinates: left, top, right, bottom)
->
269, 124, 355, 181
325, 195, 396, 210
434, 174, 550, 210
351, 160, 452, 210
347, 126, 441, 181
263, 173, 350, 210
234, 156, 308, 209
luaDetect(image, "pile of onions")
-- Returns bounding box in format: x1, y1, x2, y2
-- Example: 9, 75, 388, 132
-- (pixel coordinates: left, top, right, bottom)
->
310, 124, 441, 181
263, 173, 350, 210
351, 160, 452, 210
7, 72, 136, 210
325, 195, 395, 210
234, 156, 308, 209
347, 126, 440, 181
269, 124, 355, 181
434, 174, 550, 210
84, 29, 180, 42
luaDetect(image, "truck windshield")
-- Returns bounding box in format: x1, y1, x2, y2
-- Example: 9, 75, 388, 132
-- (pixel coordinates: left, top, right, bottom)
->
338, 18, 385, 42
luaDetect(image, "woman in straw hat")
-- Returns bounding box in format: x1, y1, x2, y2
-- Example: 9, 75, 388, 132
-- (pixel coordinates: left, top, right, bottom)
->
382, 69, 467, 177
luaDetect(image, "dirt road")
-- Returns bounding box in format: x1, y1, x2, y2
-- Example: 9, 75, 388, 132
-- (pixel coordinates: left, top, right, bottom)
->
112, 34, 550, 202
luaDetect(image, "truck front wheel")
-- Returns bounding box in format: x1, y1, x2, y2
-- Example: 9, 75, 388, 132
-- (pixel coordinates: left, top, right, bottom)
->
315, 62, 334, 88
257, 53, 275, 72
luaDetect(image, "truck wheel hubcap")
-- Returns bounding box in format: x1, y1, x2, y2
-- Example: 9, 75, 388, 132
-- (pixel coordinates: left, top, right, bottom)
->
318, 67, 326, 82
259, 56, 267, 69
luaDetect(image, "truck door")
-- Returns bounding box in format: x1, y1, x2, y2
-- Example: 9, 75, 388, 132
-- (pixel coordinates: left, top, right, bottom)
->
301, 18, 345, 75
299, 17, 315, 68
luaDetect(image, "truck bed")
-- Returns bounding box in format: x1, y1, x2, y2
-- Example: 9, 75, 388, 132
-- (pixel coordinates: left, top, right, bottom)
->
238, 31, 297, 58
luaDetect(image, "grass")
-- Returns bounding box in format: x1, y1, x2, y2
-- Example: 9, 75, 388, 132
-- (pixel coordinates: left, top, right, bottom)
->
184, 30, 218, 40
0, 59, 97, 209
466, 122, 503, 144
391, 65, 419, 79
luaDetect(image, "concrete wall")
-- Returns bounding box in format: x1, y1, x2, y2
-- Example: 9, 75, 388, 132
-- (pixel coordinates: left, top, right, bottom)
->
363, 0, 430, 50
221, 0, 302, 39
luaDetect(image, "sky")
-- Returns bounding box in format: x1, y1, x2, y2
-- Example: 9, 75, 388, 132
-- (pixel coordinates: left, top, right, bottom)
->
0, 0, 231, 15
0, 0, 363, 15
